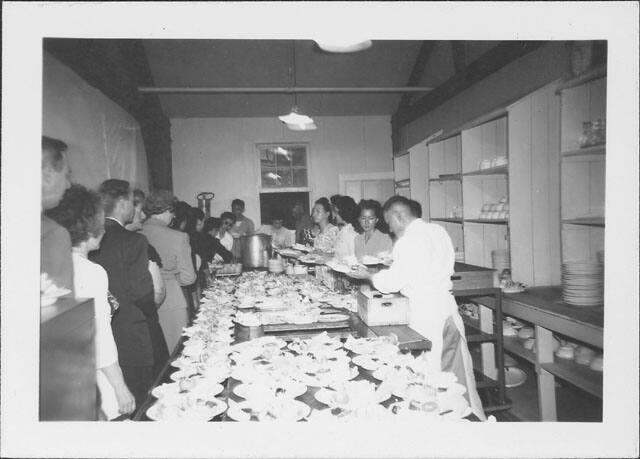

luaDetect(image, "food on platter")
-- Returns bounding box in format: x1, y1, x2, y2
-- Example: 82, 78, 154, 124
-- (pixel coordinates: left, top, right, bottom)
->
147, 396, 227, 421
233, 380, 308, 400
343, 336, 399, 357
152, 380, 224, 401
292, 243, 312, 252
314, 380, 391, 409
226, 398, 311, 422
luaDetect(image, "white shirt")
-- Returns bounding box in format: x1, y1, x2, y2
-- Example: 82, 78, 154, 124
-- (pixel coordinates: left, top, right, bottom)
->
219, 232, 234, 251
257, 225, 295, 248
371, 218, 485, 419
334, 223, 357, 262
72, 252, 120, 420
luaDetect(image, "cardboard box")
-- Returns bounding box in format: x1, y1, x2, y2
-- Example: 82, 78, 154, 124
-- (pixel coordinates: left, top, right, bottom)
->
357, 290, 410, 326
451, 262, 498, 291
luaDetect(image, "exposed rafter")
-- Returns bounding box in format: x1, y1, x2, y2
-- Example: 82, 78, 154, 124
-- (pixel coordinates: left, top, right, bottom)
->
396, 41, 437, 113
451, 41, 467, 74
392, 41, 546, 128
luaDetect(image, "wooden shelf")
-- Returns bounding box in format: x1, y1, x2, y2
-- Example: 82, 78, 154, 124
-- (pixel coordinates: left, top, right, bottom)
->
556, 66, 607, 92
463, 165, 508, 177
429, 174, 461, 182
464, 219, 509, 225
503, 336, 537, 365
430, 217, 463, 224
540, 360, 603, 399
561, 144, 605, 158
562, 217, 605, 227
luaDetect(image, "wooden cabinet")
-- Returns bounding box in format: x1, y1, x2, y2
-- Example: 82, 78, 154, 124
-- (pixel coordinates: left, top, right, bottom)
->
40, 297, 97, 421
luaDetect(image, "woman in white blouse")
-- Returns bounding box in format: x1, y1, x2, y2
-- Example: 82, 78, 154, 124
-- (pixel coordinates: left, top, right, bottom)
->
311, 197, 339, 254
332, 195, 361, 261
47, 185, 135, 420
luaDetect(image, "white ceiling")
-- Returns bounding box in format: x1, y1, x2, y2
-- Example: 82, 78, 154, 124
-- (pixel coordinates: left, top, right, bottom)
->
142, 40, 499, 119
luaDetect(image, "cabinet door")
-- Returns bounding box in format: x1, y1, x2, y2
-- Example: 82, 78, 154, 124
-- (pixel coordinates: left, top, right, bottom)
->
508, 83, 562, 286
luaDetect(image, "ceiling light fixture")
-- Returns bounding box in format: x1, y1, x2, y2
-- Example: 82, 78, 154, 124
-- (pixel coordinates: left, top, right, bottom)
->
315, 39, 372, 53
279, 41, 316, 131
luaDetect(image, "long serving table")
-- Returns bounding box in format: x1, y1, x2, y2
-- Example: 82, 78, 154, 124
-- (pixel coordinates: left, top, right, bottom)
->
133, 306, 432, 422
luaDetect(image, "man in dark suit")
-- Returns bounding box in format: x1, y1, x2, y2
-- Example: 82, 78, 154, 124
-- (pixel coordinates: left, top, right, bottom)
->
91, 179, 159, 407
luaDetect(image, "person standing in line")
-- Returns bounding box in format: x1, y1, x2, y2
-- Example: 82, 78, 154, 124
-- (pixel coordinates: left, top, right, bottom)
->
354, 199, 393, 262
40, 136, 74, 298
332, 195, 361, 261
291, 201, 313, 244
47, 184, 136, 420
310, 197, 339, 255
123, 188, 169, 379
91, 179, 157, 407
229, 199, 255, 259
141, 190, 196, 352
218, 212, 236, 254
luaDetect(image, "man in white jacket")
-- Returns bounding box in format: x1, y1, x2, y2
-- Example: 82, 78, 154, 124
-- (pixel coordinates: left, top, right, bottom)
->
349, 195, 485, 420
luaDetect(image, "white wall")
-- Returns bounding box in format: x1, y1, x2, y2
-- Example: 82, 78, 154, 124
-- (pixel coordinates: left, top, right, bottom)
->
171, 116, 392, 223
42, 52, 149, 191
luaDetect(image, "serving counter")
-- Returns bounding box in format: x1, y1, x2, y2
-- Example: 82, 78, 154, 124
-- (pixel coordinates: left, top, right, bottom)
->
132, 270, 491, 423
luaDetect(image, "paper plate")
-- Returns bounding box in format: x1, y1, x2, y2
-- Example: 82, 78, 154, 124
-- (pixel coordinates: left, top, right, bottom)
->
226, 399, 310, 422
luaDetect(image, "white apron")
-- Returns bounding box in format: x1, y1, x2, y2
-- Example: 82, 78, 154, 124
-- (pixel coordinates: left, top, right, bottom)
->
407, 290, 486, 421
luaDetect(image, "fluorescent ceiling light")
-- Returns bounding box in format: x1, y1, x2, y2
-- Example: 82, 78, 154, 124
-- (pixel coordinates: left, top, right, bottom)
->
287, 121, 317, 131
278, 107, 314, 125
315, 39, 372, 53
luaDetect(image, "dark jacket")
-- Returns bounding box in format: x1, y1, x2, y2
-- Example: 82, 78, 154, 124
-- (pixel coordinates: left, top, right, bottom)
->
190, 231, 233, 266
91, 218, 155, 367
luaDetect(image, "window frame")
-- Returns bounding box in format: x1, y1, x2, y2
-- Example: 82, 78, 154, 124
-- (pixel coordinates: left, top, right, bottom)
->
256, 142, 311, 193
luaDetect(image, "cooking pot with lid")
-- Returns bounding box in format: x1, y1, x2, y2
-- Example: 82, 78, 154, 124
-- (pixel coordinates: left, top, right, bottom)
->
240, 234, 272, 268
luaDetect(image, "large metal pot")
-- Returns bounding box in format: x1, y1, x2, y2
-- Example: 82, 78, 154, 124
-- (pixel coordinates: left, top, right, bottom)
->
240, 234, 272, 268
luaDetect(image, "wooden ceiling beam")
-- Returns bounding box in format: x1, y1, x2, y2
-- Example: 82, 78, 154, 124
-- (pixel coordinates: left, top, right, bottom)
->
392, 41, 547, 128
451, 41, 467, 74
396, 41, 437, 113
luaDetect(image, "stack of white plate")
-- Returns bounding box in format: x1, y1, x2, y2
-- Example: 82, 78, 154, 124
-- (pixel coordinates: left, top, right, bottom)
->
491, 249, 510, 273
561, 262, 604, 306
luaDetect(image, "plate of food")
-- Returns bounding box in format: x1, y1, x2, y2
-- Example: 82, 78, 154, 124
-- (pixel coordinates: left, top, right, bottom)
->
233, 380, 308, 400
146, 397, 227, 421
314, 380, 392, 409
292, 243, 312, 253
226, 399, 311, 422
501, 280, 526, 294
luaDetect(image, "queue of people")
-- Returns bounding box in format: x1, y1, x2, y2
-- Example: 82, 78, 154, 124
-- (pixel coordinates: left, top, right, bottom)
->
40, 133, 482, 420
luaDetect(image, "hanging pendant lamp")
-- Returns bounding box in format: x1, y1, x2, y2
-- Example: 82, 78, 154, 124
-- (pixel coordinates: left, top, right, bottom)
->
279, 41, 316, 131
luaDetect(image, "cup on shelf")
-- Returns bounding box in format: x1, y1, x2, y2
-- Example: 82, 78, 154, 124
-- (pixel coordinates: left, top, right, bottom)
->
481, 204, 491, 212
495, 156, 508, 166
490, 158, 498, 168
479, 159, 491, 169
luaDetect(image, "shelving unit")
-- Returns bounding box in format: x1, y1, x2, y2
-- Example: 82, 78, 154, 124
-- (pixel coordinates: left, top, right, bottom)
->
471, 286, 603, 421
427, 134, 464, 257
559, 72, 606, 265
393, 152, 411, 198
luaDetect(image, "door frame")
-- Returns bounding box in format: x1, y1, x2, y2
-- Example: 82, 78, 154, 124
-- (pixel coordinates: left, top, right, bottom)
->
338, 171, 395, 195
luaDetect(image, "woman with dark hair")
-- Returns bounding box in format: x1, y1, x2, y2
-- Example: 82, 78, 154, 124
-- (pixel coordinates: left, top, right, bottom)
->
46, 184, 135, 420
218, 211, 236, 253
257, 210, 295, 249
333, 195, 361, 261
169, 200, 191, 232
191, 217, 234, 285
354, 199, 393, 262
311, 197, 339, 254
141, 190, 196, 352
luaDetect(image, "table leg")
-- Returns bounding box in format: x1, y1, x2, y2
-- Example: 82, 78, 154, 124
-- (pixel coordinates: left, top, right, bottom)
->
535, 325, 558, 421
478, 304, 497, 380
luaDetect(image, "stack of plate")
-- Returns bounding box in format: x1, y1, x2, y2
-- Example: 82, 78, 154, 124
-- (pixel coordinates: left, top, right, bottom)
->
561, 262, 604, 306
491, 249, 510, 273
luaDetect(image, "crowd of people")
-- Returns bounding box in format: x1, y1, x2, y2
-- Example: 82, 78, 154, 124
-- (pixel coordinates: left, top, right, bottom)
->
40, 134, 483, 421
